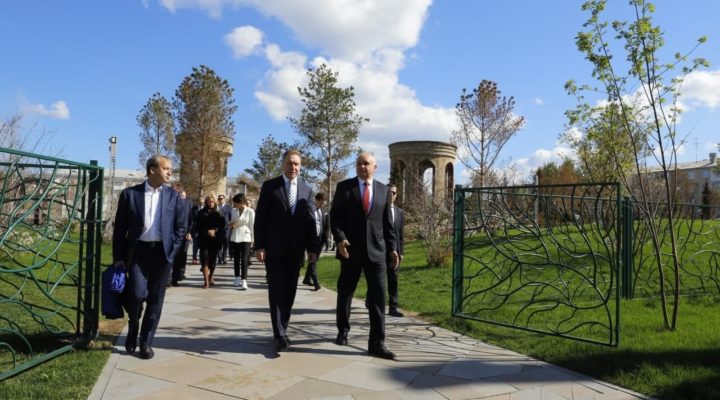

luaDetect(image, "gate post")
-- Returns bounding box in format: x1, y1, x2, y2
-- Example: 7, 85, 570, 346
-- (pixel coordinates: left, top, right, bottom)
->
82, 160, 102, 340
452, 185, 465, 315
621, 196, 634, 299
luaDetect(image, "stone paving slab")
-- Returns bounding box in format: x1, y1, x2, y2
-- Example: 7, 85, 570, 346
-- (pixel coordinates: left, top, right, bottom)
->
90, 258, 653, 400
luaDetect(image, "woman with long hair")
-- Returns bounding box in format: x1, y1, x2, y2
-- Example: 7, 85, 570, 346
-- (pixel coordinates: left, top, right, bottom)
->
229, 193, 255, 290
196, 194, 226, 288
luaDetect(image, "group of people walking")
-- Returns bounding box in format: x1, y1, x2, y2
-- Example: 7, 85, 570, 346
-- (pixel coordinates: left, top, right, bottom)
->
112, 150, 405, 361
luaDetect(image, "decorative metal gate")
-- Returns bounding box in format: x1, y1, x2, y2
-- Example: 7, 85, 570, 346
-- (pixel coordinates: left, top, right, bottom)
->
0, 147, 103, 380
452, 183, 622, 346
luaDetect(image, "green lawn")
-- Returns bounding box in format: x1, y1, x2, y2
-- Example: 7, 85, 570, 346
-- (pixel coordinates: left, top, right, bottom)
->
0, 232, 119, 400
316, 240, 720, 400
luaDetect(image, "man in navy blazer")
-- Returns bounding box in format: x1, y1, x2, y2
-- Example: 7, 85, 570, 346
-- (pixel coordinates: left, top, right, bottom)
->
254, 149, 318, 352
112, 155, 185, 359
331, 152, 398, 359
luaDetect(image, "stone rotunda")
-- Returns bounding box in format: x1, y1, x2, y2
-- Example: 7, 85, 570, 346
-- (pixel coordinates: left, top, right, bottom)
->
388, 141, 457, 205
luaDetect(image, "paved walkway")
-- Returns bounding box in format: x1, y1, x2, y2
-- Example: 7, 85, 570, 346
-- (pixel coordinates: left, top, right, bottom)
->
89, 259, 650, 400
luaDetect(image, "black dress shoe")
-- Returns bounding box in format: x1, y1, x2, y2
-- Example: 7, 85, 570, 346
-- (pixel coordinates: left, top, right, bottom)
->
312, 284, 321, 291
125, 323, 138, 354
368, 344, 395, 360
124, 335, 136, 354
275, 336, 290, 352
388, 308, 404, 317
139, 344, 154, 360
335, 333, 348, 346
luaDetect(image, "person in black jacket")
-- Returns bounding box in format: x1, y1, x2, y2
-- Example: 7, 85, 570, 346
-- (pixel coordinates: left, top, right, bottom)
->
196, 194, 226, 289
385, 183, 405, 317
303, 192, 329, 291
253, 149, 318, 352
171, 183, 193, 286
330, 152, 398, 360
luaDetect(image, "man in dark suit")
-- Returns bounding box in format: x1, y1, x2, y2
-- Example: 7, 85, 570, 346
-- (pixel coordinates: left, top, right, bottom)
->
303, 192, 329, 291
170, 183, 193, 286
190, 196, 203, 264
113, 155, 185, 360
254, 149, 318, 352
386, 183, 405, 317
217, 194, 232, 264
331, 152, 398, 360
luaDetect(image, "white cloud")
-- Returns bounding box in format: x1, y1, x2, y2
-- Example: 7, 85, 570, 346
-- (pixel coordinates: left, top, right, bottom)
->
705, 141, 719, 151
682, 69, 720, 110
224, 25, 264, 59
161, 0, 432, 61
21, 100, 70, 120
533, 97, 544, 105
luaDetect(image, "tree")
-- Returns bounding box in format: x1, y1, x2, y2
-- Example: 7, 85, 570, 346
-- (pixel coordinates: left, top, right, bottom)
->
137, 92, 176, 166
451, 80, 525, 188
289, 64, 365, 199
244, 134, 288, 184
567, 0, 708, 330
701, 180, 719, 219
562, 101, 650, 184
174, 65, 237, 196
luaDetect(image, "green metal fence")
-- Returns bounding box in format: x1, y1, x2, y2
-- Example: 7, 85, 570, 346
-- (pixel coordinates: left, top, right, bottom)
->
0, 147, 103, 380
452, 183, 622, 346
628, 201, 720, 298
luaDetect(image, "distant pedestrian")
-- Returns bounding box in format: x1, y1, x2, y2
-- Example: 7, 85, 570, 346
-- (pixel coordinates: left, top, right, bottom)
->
229, 193, 254, 290
196, 194, 226, 288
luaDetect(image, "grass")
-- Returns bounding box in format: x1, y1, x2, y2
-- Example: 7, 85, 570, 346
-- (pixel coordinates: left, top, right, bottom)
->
316, 240, 720, 400
0, 234, 124, 400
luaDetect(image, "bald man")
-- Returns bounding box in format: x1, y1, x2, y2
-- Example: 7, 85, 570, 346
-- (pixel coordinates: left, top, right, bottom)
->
330, 153, 399, 360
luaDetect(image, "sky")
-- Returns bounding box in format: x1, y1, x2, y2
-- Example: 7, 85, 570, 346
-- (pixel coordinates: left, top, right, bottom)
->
2, 0, 719, 185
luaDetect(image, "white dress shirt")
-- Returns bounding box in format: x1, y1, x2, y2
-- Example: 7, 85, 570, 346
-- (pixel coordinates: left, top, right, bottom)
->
139, 180, 163, 242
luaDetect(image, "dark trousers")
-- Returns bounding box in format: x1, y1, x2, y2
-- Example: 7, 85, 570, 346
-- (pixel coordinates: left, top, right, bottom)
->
125, 243, 172, 347
218, 232, 229, 262
266, 258, 301, 339
231, 241, 251, 279
386, 260, 399, 309
303, 243, 323, 287
191, 236, 199, 259
336, 256, 386, 344
171, 239, 188, 282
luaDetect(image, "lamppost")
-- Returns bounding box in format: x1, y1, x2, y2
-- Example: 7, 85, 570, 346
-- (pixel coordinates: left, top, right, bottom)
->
103, 136, 117, 240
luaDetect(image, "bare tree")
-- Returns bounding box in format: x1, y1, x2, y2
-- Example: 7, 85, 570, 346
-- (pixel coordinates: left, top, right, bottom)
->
137, 92, 176, 166
452, 80, 525, 188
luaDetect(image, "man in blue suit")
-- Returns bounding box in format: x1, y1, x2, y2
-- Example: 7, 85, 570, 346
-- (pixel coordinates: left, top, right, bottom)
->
254, 149, 318, 352
331, 152, 398, 359
113, 155, 185, 359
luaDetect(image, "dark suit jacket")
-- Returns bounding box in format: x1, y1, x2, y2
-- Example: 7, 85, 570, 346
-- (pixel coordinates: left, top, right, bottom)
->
330, 178, 397, 264
314, 208, 331, 252
254, 175, 318, 265
391, 206, 404, 257
112, 182, 186, 265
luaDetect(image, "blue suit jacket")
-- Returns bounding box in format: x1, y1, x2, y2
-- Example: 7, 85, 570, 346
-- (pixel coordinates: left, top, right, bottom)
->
112, 182, 186, 265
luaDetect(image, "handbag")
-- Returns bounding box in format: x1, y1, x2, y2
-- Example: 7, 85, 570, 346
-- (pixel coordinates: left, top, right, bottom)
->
101, 265, 125, 319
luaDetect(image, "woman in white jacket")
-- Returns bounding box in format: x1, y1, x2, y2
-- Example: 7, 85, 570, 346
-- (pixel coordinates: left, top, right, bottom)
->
229, 193, 255, 289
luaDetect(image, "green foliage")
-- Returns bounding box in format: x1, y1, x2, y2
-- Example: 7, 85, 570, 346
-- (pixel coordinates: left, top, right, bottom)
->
451, 80, 524, 187
316, 240, 720, 400
137, 92, 175, 167
289, 64, 365, 197
567, 0, 710, 330
244, 134, 288, 184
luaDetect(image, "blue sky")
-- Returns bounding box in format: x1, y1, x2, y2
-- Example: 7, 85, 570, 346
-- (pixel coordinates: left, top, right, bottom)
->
2, 1, 719, 184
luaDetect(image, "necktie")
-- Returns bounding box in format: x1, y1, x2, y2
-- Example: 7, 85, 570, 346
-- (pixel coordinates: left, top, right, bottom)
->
362, 182, 370, 215
288, 181, 296, 215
